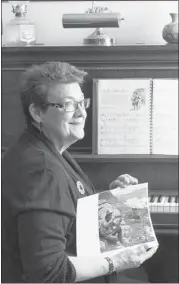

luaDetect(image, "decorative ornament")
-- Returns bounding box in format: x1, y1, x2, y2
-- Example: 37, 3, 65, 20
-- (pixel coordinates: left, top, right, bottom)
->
4, 1, 36, 46
76, 181, 85, 195
162, 13, 178, 43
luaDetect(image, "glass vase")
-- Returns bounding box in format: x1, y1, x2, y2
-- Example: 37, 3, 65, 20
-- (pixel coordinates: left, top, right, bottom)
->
162, 13, 178, 44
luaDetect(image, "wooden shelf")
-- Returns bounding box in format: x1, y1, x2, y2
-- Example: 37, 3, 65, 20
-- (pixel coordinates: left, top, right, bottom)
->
2, 44, 178, 70
72, 154, 178, 163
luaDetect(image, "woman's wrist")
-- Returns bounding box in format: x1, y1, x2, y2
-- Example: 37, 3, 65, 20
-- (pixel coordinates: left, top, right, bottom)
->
69, 256, 114, 282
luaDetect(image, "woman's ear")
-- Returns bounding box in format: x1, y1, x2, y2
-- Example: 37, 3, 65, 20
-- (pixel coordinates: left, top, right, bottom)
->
29, 103, 41, 124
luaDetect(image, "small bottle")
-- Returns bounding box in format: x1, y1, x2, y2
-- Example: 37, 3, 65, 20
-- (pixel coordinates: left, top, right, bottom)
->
4, 1, 36, 46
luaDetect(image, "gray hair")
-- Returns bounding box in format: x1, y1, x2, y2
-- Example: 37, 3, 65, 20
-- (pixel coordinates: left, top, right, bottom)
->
20, 61, 87, 124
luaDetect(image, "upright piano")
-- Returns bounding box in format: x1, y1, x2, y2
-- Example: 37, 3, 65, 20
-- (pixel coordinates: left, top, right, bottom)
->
2, 44, 178, 283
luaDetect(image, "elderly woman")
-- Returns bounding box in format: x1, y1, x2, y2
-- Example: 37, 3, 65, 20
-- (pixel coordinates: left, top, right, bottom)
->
2, 62, 157, 283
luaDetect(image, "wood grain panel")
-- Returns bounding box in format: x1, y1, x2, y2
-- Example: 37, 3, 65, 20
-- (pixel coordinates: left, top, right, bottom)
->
2, 70, 26, 150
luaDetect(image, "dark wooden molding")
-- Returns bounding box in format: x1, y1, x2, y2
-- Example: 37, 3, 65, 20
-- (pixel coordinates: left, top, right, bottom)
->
2, 44, 178, 70
73, 154, 178, 163
153, 226, 178, 236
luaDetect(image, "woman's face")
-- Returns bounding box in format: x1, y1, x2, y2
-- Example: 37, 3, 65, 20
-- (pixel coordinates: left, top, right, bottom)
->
40, 82, 87, 148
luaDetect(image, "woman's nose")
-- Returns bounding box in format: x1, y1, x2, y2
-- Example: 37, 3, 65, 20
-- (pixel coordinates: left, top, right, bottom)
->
75, 104, 87, 118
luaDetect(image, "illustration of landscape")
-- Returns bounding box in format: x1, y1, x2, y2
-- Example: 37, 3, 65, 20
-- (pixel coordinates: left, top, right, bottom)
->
98, 185, 156, 253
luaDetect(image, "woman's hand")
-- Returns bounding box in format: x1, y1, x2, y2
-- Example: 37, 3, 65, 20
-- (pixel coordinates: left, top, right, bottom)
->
109, 174, 138, 190
111, 245, 158, 272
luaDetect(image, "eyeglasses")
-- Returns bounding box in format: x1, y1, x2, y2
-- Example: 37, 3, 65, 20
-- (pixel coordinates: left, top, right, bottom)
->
46, 98, 91, 112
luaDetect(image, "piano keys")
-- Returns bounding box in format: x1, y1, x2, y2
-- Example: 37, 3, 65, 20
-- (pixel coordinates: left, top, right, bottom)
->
148, 195, 178, 213
148, 190, 178, 235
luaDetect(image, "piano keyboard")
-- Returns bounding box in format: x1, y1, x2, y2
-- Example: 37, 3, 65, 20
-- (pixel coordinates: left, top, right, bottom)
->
149, 195, 178, 213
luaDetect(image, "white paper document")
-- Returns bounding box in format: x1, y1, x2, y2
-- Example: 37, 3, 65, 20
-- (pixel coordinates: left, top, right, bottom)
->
77, 183, 158, 257
93, 78, 178, 155
93, 79, 151, 154
152, 79, 178, 155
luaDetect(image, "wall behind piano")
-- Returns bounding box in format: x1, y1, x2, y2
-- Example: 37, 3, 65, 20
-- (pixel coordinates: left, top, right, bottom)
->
1, 1, 178, 46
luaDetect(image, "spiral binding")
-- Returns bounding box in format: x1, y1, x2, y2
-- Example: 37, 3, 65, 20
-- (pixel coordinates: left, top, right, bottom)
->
149, 79, 154, 154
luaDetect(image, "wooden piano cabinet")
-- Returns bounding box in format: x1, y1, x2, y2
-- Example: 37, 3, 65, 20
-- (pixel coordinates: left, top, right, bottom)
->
2, 45, 178, 283
143, 235, 178, 283
77, 160, 178, 192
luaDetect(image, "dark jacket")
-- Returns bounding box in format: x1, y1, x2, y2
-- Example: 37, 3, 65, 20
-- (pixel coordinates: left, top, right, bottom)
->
2, 125, 118, 283
2, 125, 149, 283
